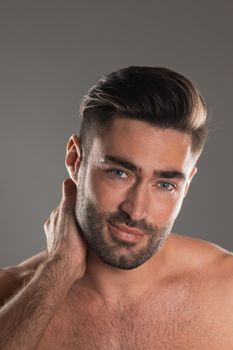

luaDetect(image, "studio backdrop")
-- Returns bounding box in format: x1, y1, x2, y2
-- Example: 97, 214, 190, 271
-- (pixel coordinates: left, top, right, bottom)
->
0, 0, 232, 266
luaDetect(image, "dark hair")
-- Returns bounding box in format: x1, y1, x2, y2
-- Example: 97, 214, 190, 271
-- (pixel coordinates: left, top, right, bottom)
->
79, 66, 208, 159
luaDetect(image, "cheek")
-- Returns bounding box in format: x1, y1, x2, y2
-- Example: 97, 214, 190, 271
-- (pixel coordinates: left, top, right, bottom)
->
149, 193, 184, 227
87, 170, 126, 211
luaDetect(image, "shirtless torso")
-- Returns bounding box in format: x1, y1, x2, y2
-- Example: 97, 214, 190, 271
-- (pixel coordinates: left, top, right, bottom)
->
1, 234, 233, 350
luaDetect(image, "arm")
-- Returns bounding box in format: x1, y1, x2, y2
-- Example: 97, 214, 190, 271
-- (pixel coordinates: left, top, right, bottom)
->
0, 251, 47, 306
0, 179, 87, 350
0, 256, 80, 350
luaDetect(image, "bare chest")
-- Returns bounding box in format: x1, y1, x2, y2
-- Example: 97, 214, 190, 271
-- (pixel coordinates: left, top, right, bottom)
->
38, 283, 226, 350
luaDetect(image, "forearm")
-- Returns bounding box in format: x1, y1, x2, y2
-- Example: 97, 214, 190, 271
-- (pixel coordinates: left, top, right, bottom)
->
0, 256, 78, 350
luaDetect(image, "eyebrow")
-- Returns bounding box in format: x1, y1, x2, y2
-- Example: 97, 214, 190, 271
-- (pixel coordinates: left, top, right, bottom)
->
99, 155, 186, 181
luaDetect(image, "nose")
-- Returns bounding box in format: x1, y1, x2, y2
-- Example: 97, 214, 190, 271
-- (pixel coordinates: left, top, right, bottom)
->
119, 181, 149, 221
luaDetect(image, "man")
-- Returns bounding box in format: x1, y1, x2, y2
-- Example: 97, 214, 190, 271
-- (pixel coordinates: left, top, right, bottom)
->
0, 66, 233, 349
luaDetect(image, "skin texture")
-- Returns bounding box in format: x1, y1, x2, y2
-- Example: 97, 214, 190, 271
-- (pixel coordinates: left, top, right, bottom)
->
73, 119, 196, 275
1, 118, 233, 349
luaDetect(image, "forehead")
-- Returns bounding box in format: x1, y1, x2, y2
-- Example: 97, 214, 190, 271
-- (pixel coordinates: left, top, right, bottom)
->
90, 118, 194, 173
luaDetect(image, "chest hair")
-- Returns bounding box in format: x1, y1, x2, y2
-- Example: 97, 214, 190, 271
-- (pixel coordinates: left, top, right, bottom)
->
40, 278, 219, 350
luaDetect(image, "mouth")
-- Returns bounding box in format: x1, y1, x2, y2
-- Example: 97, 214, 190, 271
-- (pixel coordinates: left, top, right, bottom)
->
108, 221, 145, 243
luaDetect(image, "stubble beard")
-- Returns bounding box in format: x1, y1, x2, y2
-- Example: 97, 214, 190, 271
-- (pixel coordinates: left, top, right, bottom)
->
75, 175, 173, 270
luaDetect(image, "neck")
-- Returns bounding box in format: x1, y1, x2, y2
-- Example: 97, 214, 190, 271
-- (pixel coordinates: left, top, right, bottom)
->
78, 234, 175, 304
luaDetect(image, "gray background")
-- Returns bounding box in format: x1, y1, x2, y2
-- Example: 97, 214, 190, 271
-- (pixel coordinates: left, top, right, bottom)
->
0, 1, 232, 267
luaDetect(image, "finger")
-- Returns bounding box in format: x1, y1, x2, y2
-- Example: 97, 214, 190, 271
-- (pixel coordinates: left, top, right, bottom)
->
61, 178, 77, 210
50, 207, 59, 218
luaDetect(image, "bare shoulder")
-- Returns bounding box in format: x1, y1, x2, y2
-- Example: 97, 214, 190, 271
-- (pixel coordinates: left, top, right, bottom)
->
173, 233, 233, 306
169, 233, 233, 290
167, 234, 233, 347
187, 235, 233, 339
0, 251, 47, 306
171, 232, 233, 267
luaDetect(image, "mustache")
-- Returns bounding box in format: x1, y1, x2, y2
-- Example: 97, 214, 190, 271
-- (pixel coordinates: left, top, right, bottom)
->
106, 210, 157, 236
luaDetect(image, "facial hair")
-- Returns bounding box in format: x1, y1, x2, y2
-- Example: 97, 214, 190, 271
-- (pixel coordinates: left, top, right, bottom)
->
75, 170, 173, 270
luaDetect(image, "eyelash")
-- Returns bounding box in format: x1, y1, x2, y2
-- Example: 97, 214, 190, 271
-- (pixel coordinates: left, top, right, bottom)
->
105, 169, 176, 192
158, 182, 176, 192
106, 169, 128, 179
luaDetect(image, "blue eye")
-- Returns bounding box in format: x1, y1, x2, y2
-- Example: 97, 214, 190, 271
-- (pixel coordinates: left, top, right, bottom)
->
108, 169, 128, 178
158, 182, 175, 191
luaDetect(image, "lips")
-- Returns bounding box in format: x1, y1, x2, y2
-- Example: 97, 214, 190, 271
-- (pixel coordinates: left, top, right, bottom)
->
108, 221, 145, 243
110, 222, 144, 237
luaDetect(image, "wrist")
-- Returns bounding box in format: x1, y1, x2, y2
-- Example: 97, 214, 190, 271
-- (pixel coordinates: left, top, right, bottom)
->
42, 253, 83, 286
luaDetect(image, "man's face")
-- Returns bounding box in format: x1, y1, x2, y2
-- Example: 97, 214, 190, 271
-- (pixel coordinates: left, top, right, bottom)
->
75, 118, 196, 270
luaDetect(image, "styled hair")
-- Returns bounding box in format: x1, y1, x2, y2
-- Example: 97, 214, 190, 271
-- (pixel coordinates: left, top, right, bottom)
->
79, 66, 208, 159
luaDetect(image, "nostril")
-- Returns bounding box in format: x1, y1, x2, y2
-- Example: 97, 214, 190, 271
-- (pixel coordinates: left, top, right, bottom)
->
119, 206, 132, 220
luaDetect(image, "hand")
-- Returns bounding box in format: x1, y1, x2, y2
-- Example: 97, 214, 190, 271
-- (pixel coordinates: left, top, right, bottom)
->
44, 178, 87, 279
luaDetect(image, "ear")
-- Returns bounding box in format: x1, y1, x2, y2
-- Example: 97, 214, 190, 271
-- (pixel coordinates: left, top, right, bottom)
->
65, 134, 82, 183
183, 166, 197, 198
